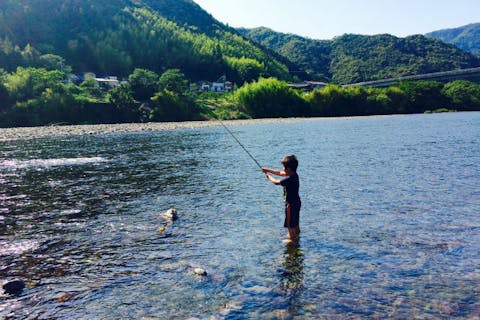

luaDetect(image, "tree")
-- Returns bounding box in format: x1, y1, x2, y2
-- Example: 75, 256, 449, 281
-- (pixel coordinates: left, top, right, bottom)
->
150, 89, 199, 122
235, 77, 307, 118
158, 69, 189, 94
128, 68, 159, 101
398, 81, 446, 113
442, 80, 480, 111
38, 54, 72, 73
108, 84, 139, 121
108, 84, 135, 109
4, 67, 64, 104
80, 78, 103, 100
225, 56, 266, 83
20, 44, 41, 67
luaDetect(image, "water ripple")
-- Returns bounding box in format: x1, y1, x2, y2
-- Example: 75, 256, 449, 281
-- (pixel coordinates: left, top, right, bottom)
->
0, 157, 108, 170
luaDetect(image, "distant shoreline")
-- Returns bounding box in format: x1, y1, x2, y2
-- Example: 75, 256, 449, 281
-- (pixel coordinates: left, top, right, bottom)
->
0, 118, 303, 141
0, 112, 476, 141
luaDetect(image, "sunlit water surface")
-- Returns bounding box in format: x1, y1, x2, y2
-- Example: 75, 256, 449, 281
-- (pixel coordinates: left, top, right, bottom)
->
1, 113, 479, 319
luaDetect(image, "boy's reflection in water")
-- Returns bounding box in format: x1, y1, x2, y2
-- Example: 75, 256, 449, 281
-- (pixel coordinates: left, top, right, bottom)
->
280, 240, 304, 293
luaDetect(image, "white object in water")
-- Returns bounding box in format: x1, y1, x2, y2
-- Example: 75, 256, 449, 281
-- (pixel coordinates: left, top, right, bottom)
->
160, 208, 177, 221
193, 268, 207, 276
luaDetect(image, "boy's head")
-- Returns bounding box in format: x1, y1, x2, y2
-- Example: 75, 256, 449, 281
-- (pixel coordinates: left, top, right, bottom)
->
281, 155, 298, 173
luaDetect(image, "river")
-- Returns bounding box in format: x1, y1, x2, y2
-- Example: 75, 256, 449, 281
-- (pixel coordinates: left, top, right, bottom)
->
1, 112, 479, 319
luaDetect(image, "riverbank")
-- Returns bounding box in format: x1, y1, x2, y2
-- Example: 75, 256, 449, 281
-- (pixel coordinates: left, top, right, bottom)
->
2, 112, 477, 141
0, 118, 303, 141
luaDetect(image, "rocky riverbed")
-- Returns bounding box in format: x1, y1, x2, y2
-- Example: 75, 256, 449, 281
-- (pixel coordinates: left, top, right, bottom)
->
0, 118, 302, 141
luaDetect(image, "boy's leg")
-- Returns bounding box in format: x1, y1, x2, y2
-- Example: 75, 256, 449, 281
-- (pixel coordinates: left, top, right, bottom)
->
288, 227, 299, 241
289, 203, 300, 239
283, 228, 295, 243
284, 202, 300, 242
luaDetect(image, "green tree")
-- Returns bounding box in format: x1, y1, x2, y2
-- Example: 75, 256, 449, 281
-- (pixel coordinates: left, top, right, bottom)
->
398, 81, 446, 113
150, 89, 199, 122
385, 86, 408, 114
442, 80, 480, 111
108, 84, 135, 109
225, 56, 266, 83
108, 84, 139, 121
158, 69, 189, 94
235, 77, 307, 118
20, 44, 41, 67
365, 89, 392, 115
4, 67, 64, 104
79, 78, 104, 100
306, 85, 368, 117
38, 54, 72, 73
128, 68, 159, 101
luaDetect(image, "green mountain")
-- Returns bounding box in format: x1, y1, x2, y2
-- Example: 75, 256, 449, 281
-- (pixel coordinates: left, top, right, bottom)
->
426, 23, 480, 55
0, 0, 292, 83
238, 27, 480, 84
237, 27, 331, 81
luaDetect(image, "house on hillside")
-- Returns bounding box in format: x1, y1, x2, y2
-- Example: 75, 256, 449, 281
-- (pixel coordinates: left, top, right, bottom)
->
199, 81, 211, 91
198, 75, 233, 93
210, 81, 233, 93
94, 76, 120, 89
77, 73, 121, 88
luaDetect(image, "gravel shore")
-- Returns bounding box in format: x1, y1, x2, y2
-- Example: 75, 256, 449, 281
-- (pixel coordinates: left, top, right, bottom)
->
0, 118, 302, 141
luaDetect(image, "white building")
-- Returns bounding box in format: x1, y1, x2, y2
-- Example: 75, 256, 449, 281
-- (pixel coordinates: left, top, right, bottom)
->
211, 82, 226, 92
94, 76, 120, 88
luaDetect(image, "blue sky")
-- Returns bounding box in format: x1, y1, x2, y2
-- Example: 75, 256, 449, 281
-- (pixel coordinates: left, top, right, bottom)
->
193, 0, 479, 39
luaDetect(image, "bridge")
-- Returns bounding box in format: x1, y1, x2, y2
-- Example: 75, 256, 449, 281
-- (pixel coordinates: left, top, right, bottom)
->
343, 67, 480, 88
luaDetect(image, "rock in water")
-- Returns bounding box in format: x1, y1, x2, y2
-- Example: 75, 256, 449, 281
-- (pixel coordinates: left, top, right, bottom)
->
193, 268, 207, 276
56, 292, 72, 303
160, 208, 178, 221
3, 280, 25, 295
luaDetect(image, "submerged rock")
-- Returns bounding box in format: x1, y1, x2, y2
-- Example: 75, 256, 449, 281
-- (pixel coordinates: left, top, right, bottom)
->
56, 292, 73, 303
3, 280, 25, 295
160, 208, 177, 221
193, 268, 207, 276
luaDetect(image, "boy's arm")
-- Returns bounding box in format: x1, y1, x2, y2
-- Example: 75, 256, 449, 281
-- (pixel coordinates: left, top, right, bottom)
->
265, 173, 281, 185
261, 167, 286, 176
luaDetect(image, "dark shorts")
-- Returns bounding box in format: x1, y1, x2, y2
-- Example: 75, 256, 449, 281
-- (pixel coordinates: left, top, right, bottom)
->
284, 201, 301, 228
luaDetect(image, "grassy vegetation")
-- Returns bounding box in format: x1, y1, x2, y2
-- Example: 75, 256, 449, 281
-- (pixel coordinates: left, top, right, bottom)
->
1, 66, 480, 127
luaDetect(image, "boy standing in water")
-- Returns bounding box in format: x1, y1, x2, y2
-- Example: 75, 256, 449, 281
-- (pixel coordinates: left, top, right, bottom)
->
263, 155, 301, 243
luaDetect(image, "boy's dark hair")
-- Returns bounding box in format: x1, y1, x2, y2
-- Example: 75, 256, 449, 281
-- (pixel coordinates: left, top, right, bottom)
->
281, 155, 298, 172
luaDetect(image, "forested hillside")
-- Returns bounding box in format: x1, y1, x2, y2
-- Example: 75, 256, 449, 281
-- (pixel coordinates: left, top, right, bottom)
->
2, 1, 480, 128
3, 1, 479, 85
239, 27, 480, 84
426, 23, 480, 56
0, 0, 291, 83
237, 27, 331, 81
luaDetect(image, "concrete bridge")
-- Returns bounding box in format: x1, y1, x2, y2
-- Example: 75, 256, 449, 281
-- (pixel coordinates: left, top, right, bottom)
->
343, 67, 480, 88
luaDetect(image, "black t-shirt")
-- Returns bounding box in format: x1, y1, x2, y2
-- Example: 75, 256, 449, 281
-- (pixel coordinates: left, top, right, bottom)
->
280, 173, 300, 204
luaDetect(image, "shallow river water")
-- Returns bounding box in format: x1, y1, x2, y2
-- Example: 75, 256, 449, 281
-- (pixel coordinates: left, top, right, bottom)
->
1, 113, 479, 319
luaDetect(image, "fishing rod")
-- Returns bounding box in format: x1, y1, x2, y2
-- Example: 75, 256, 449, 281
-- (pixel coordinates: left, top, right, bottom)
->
218, 120, 263, 170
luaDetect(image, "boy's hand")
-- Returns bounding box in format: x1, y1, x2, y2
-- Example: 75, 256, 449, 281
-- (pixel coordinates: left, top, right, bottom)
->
261, 167, 268, 173
265, 173, 281, 185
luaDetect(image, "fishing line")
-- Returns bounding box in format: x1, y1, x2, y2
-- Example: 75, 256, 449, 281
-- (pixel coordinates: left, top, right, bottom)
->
218, 120, 263, 170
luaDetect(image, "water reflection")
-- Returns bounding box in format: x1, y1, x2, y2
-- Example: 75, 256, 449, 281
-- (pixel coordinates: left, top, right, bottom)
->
279, 239, 305, 318
280, 241, 304, 292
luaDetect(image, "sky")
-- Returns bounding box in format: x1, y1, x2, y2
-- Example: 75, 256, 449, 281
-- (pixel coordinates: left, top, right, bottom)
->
193, 0, 480, 40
